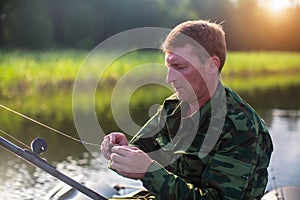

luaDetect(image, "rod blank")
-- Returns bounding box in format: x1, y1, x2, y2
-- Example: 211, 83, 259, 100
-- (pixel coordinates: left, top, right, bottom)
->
0, 136, 106, 200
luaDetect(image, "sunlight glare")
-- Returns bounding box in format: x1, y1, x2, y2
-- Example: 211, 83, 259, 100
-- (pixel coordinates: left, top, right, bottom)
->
266, 0, 291, 13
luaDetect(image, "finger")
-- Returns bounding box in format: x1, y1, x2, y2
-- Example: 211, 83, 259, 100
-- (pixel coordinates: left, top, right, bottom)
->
103, 134, 111, 143
111, 145, 137, 156
111, 161, 145, 177
109, 134, 115, 144
101, 136, 110, 149
110, 159, 133, 172
110, 132, 128, 145
104, 152, 111, 160
101, 139, 110, 150
110, 152, 127, 164
110, 160, 124, 171
100, 136, 114, 160
110, 132, 122, 144
101, 146, 111, 160
123, 146, 139, 150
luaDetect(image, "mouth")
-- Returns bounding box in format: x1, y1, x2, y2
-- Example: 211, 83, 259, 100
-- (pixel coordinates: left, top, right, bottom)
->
173, 86, 185, 94
173, 86, 181, 91
171, 83, 182, 91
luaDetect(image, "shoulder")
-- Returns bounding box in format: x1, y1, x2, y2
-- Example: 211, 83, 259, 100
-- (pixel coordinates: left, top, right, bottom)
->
224, 87, 267, 134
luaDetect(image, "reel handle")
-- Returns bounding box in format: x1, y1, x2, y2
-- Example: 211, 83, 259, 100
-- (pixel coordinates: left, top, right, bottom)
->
31, 138, 48, 155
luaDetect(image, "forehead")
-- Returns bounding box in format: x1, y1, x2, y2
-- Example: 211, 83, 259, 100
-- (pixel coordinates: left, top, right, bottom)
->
164, 44, 200, 64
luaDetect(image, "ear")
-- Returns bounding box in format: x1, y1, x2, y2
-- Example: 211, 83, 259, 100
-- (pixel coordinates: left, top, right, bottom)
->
206, 56, 220, 73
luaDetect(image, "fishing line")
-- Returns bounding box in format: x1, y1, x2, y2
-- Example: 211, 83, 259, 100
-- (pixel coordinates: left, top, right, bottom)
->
0, 104, 101, 147
0, 128, 30, 149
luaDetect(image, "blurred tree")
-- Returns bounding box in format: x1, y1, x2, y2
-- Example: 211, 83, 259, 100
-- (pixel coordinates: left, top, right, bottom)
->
229, 0, 260, 50
185, 0, 235, 48
0, 0, 7, 46
0, 0, 299, 51
2, 0, 53, 49
48, 0, 97, 48
92, 0, 168, 42
281, 8, 300, 51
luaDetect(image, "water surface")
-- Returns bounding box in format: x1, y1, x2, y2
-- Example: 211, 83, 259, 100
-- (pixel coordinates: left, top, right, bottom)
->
0, 85, 299, 199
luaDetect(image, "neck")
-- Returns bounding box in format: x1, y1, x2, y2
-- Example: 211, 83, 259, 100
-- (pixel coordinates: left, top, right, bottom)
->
186, 79, 219, 116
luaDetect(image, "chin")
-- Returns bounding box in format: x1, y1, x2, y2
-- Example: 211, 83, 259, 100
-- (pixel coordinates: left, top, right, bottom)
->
175, 92, 183, 99
176, 93, 188, 102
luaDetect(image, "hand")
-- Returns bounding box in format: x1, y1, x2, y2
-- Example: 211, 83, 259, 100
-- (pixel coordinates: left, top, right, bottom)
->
110, 145, 153, 179
100, 132, 128, 160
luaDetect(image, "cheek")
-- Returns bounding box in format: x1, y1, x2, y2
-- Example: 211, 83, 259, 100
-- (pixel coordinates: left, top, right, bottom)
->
183, 68, 204, 85
186, 71, 208, 96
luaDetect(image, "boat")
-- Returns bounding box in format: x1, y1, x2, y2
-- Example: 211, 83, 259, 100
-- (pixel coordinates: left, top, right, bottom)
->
262, 186, 300, 200
47, 177, 300, 200
44, 172, 154, 200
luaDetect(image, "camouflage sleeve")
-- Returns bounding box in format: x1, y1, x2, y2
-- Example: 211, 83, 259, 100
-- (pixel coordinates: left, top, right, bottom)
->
142, 161, 220, 199
140, 130, 257, 199
139, 109, 270, 199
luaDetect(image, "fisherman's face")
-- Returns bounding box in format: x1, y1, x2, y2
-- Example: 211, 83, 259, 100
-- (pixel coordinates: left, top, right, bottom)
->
165, 44, 209, 103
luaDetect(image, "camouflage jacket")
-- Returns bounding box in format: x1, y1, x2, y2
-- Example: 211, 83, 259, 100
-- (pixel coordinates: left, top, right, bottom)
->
130, 83, 273, 200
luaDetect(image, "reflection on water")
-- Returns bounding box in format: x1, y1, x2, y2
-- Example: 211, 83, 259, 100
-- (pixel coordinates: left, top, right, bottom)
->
0, 85, 300, 199
0, 151, 142, 199
266, 109, 300, 191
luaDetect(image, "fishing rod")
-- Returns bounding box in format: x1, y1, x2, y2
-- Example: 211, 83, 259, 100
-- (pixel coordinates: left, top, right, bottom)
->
0, 135, 106, 200
0, 104, 101, 147
0, 104, 107, 198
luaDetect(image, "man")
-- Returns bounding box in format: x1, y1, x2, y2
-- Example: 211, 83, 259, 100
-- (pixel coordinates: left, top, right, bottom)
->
101, 20, 273, 199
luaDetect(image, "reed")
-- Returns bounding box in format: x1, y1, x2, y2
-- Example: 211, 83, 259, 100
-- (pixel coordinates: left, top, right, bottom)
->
1, 49, 300, 98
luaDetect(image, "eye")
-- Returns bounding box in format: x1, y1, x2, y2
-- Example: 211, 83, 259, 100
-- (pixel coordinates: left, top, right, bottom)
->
174, 65, 187, 70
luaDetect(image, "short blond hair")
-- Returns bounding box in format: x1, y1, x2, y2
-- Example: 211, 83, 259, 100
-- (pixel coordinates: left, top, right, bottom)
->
162, 20, 227, 72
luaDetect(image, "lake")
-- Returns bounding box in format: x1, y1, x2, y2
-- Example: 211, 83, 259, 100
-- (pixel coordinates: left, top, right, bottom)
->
0, 84, 299, 199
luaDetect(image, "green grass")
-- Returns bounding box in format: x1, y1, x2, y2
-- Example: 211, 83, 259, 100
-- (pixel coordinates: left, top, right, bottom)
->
0, 50, 87, 98
1, 49, 300, 99
223, 51, 300, 76
222, 51, 300, 91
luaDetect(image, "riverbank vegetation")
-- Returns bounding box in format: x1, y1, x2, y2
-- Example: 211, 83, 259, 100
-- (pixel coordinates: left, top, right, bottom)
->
1, 50, 299, 97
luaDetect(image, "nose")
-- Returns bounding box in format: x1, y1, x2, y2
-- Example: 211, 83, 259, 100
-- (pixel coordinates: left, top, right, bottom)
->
166, 67, 177, 84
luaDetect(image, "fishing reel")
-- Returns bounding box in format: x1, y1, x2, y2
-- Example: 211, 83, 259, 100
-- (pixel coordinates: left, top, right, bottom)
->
31, 138, 48, 155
